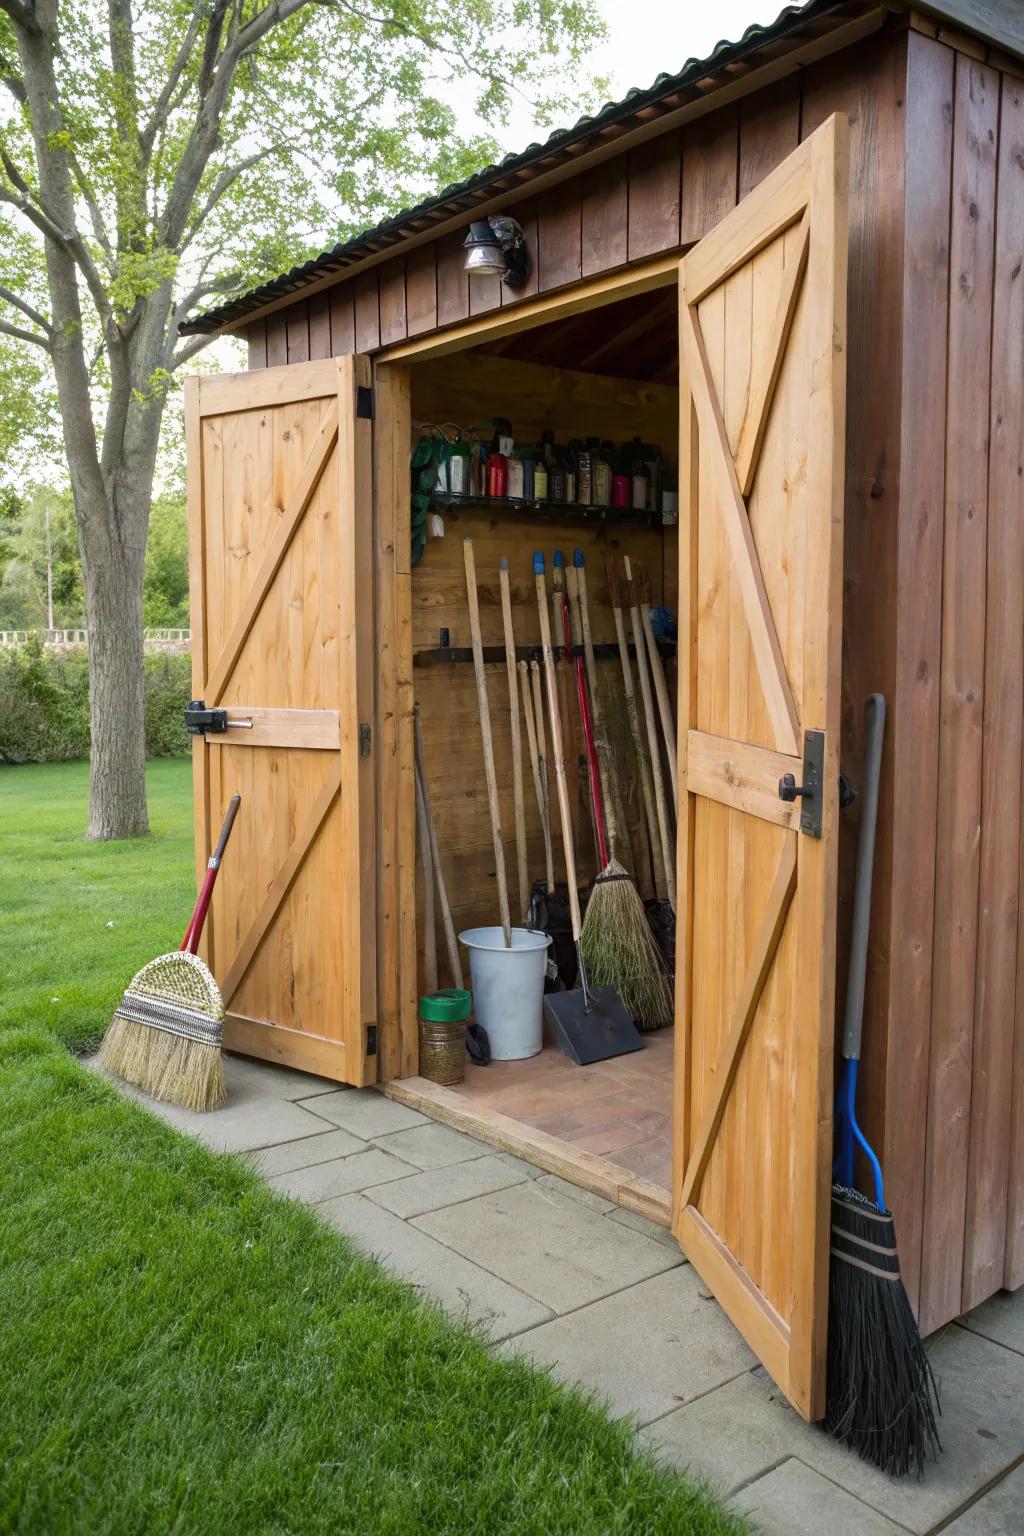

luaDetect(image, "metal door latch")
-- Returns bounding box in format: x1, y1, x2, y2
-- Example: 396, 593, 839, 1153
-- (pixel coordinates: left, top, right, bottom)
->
184, 700, 253, 736
778, 729, 825, 838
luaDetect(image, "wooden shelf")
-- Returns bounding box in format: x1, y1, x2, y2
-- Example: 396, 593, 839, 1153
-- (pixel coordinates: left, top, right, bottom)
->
432, 493, 664, 528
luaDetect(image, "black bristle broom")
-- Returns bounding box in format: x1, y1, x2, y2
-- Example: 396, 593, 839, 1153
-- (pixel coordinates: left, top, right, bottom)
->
825, 695, 941, 1476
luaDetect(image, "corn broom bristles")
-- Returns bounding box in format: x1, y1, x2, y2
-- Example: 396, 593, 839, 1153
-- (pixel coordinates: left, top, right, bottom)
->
581, 859, 674, 1030
100, 1014, 227, 1113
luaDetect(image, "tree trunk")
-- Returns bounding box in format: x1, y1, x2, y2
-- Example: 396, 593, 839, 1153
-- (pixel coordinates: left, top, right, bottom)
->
78, 488, 150, 841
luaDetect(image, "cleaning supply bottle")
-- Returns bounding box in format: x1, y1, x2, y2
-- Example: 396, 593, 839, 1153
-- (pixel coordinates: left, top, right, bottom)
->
534, 445, 549, 501
630, 437, 648, 511
594, 441, 613, 508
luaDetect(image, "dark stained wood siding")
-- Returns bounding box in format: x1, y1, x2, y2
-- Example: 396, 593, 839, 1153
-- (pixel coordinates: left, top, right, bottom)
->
236, 25, 1024, 1333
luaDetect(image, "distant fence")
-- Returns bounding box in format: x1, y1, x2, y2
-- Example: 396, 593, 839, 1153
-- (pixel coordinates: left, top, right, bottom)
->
0, 628, 191, 653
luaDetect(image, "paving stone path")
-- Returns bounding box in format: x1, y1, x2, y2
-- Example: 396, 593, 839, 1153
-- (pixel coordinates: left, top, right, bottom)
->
96, 1053, 1024, 1535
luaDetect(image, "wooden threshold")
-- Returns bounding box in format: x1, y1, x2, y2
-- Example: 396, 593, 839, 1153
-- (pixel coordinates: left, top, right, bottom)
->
382, 1074, 673, 1226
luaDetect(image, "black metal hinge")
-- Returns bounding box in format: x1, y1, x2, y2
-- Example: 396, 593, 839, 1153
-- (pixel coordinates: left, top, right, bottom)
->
358, 722, 372, 757
778, 729, 825, 838
356, 385, 375, 420
366, 1025, 377, 1056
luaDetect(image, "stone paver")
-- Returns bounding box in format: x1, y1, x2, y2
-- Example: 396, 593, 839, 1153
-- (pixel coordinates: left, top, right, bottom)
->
365, 1154, 534, 1219
960, 1291, 1024, 1356
532, 1173, 616, 1213
942, 1464, 1024, 1534
249, 1127, 366, 1176
607, 1206, 678, 1248
370, 1121, 486, 1169
268, 1148, 415, 1203
296, 1088, 427, 1138
414, 1181, 681, 1313
501, 1265, 754, 1425
733, 1460, 908, 1536
318, 1191, 552, 1340
221, 1053, 341, 1101
643, 1325, 1024, 1534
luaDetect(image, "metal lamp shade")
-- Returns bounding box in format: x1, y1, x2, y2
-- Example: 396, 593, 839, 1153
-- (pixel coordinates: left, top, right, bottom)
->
464, 220, 506, 276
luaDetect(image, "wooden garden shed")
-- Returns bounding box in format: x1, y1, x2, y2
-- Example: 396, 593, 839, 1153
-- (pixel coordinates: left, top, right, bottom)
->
180, 0, 1024, 1422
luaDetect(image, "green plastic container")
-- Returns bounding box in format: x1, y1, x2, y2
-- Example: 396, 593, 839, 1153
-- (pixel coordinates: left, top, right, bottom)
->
418, 989, 472, 1084
419, 989, 472, 1023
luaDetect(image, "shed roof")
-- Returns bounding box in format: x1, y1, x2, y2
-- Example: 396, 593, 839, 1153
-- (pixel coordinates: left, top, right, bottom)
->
181, 0, 1021, 337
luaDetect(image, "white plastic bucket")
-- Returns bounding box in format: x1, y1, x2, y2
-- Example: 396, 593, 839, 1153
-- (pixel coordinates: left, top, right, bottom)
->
458, 927, 551, 1061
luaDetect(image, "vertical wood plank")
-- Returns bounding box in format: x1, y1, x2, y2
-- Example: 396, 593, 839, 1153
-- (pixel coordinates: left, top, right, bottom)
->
501, 204, 539, 303
286, 299, 310, 364
738, 78, 801, 200
354, 270, 380, 352
920, 53, 999, 1335
308, 292, 331, 359
330, 284, 355, 356
802, 30, 910, 1247
246, 319, 268, 370
970, 74, 1024, 1300
406, 244, 437, 335
582, 162, 627, 275
436, 228, 469, 326
470, 268, 502, 315
379, 258, 408, 346
266, 312, 287, 367
878, 31, 954, 1319
538, 177, 583, 291
681, 103, 739, 246
628, 131, 682, 261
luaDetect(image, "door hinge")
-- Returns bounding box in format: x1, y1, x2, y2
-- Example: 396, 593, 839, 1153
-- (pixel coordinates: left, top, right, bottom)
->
358, 722, 372, 757
366, 1024, 377, 1056
356, 385, 375, 420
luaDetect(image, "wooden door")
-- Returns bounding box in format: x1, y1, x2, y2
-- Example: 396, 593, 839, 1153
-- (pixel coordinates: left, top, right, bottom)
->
185, 356, 377, 1086
673, 114, 848, 1420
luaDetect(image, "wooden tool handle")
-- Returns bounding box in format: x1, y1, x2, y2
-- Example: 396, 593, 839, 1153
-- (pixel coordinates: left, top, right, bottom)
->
465, 538, 512, 947
182, 794, 241, 955
535, 555, 582, 943
414, 754, 438, 992
624, 556, 674, 911
529, 659, 555, 893
610, 562, 666, 898
639, 581, 678, 801
500, 557, 529, 918
413, 704, 462, 989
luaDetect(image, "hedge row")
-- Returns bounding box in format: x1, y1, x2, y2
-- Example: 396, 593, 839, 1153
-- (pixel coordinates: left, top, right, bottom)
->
0, 643, 191, 763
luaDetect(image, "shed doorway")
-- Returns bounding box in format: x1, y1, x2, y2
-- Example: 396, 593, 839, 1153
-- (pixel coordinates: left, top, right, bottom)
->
393, 281, 681, 1217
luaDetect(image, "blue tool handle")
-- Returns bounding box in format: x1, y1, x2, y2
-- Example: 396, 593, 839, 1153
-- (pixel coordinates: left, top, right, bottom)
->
533, 552, 545, 574
553, 549, 564, 569
573, 548, 585, 568
842, 694, 885, 1062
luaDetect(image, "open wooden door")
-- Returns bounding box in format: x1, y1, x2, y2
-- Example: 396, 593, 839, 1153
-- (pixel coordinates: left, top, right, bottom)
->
185, 356, 377, 1086
673, 113, 848, 1420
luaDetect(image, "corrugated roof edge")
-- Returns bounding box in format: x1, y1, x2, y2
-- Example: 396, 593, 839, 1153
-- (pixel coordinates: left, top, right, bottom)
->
180, 0, 856, 335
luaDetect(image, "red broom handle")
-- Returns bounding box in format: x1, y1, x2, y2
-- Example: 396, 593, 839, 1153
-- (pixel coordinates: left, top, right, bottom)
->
564, 587, 609, 867
181, 794, 241, 955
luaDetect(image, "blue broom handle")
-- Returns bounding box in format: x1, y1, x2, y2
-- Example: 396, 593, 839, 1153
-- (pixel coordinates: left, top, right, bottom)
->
842, 695, 885, 1061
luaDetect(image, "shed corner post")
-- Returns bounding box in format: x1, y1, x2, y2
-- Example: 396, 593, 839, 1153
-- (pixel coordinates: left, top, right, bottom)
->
372, 360, 418, 1082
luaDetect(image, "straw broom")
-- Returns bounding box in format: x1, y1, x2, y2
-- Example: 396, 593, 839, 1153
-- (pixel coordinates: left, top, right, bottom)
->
572, 550, 673, 1031
99, 795, 241, 1112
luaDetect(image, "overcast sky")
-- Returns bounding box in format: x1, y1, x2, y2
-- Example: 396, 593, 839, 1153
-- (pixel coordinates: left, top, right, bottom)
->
451, 0, 787, 152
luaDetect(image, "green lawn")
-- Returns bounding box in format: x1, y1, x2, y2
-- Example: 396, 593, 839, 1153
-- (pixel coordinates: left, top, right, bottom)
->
0, 761, 746, 1535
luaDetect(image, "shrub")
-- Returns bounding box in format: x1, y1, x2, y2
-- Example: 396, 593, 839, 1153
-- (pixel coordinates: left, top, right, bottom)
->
0, 643, 191, 763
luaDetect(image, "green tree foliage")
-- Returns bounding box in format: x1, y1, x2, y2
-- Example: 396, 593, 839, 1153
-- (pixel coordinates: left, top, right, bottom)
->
0, 486, 83, 628
142, 491, 188, 628
0, 0, 605, 837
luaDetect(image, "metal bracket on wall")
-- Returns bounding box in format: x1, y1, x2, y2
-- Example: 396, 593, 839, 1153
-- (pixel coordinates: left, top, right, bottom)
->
356, 385, 375, 420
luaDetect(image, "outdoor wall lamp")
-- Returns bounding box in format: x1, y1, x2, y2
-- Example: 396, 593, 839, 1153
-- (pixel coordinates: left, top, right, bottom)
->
463, 215, 530, 288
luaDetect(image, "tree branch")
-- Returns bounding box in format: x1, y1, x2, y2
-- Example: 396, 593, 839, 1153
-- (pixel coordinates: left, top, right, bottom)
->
178, 143, 287, 251
171, 330, 216, 370
139, 9, 204, 164
0, 0, 39, 33
0, 47, 25, 103
0, 315, 50, 350
0, 282, 53, 334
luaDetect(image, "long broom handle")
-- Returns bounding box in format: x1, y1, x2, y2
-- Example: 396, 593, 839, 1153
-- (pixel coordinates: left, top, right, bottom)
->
519, 659, 554, 895
843, 694, 886, 1061
640, 593, 678, 801
413, 704, 463, 989
500, 557, 530, 918
574, 553, 625, 861
464, 537, 512, 948
182, 793, 241, 955
529, 659, 555, 892
624, 557, 674, 913
414, 755, 438, 993
567, 563, 609, 868
610, 582, 667, 899
536, 555, 582, 943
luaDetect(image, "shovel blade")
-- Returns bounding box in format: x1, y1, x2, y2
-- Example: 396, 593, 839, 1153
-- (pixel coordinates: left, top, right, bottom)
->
543, 985, 645, 1066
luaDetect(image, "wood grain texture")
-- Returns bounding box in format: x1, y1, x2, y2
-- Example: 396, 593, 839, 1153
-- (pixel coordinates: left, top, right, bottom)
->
537, 177, 583, 292
246, 319, 268, 369
436, 227, 469, 327
501, 202, 540, 304
266, 312, 287, 367
286, 300, 310, 364
919, 53, 999, 1336
681, 102, 739, 246
738, 78, 802, 200
330, 286, 355, 356
628, 131, 682, 261
354, 270, 381, 352
405, 244, 437, 335
970, 72, 1024, 1302
308, 292, 331, 359
582, 161, 628, 275
379, 258, 408, 346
